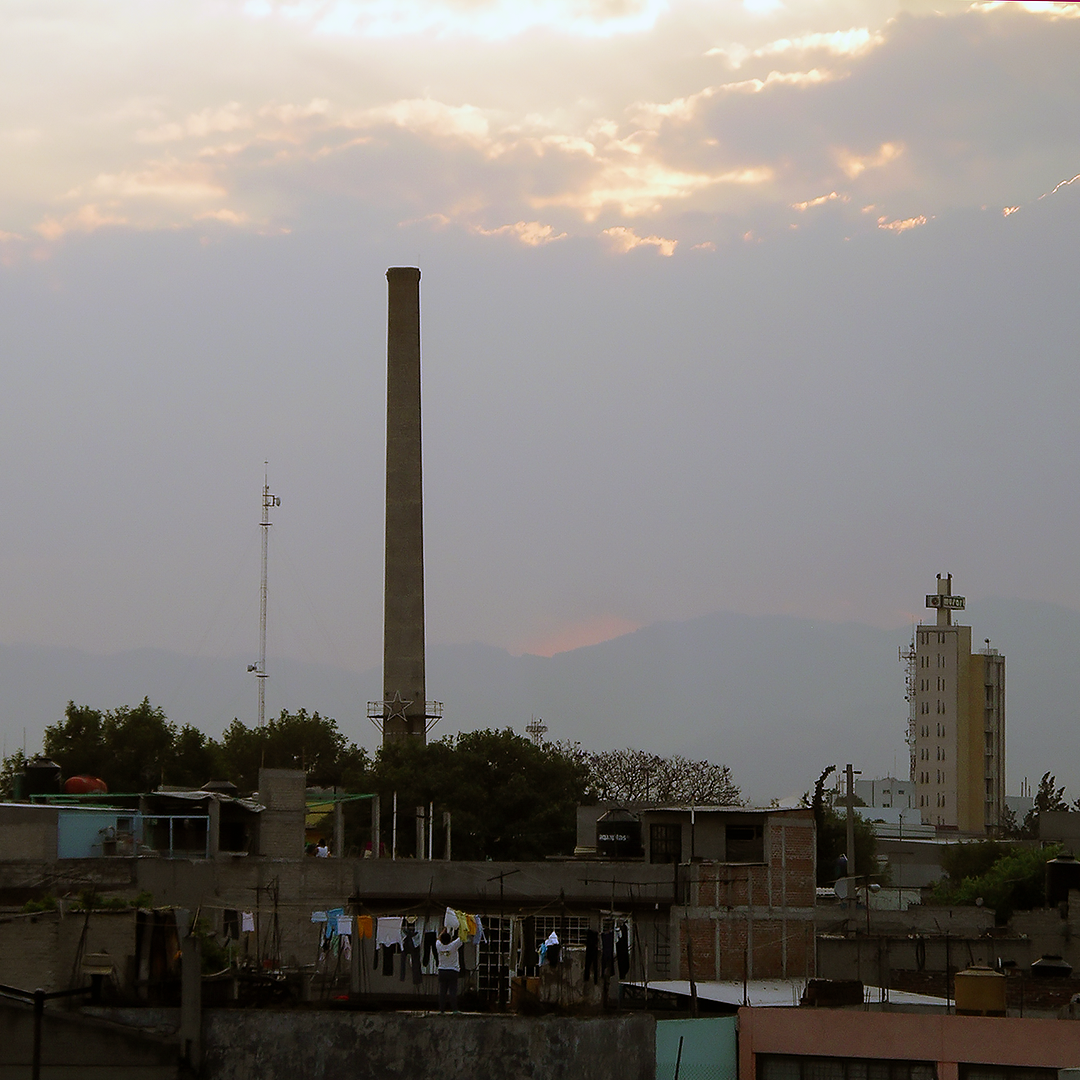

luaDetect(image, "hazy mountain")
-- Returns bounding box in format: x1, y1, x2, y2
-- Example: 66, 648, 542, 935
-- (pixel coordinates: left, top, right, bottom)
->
2, 597, 1077, 803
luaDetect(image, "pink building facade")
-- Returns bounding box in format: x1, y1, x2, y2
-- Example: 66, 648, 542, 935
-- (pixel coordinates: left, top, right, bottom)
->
738, 1007, 1080, 1080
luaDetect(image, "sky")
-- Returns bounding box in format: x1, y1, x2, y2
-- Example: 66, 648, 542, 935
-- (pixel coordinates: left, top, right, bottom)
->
1, 0, 1080, 741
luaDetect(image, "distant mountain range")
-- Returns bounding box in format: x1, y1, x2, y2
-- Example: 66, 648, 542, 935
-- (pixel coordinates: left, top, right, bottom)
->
1, 597, 1078, 803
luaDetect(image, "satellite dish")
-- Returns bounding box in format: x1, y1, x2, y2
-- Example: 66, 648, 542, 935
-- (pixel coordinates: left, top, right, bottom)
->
834, 878, 850, 899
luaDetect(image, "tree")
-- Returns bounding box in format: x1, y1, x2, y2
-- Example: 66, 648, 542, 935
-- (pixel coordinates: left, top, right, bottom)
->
371, 729, 590, 860
216, 710, 367, 792
932, 842, 1061, 922
43, 699, 180, 792
0, 749, 28, 799
1022, 772, 1068, 837
810, 765, 878, 887
579, 748, 741, 805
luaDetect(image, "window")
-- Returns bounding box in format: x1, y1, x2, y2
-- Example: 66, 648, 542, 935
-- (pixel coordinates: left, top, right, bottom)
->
758, 1054, 936, 1080
534, 915, 589, 950
649, 823, 682, 864
726, 822, 764, 863
960, 1066, 1055, 1080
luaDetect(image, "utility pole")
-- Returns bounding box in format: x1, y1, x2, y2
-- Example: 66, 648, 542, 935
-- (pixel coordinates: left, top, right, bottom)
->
249, 466, 279, 727
846, 760, 855, 876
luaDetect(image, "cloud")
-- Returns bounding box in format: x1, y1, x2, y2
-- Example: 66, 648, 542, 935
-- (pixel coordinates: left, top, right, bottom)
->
349, 98, 492, 146
474, 220, 567, 245
837, 142, 902, 179
876, 213, 927, 233
3, 2, 1079, 245
241, 0, 670, 40
792, 190, 847, 211
137, 103, 252, 144
94, 162, 227, 201
603, 225, 677, 255
710, 27, 885, 67
195, 207, 249, 224
35, 204, 127, 240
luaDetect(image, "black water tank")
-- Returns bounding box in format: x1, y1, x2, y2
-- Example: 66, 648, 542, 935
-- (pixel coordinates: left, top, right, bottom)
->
23, 756, 62, 797
596, 809, 643, 858
1031, 954, 1073, 978
1046, 852, 1080, 907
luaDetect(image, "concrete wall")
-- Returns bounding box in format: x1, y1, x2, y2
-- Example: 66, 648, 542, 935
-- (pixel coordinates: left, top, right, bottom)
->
0, 804, 59, 860
257, 769, 306, 858
0, 999, 177, 1079
201, 1010, 655, 1080
0, 909, 137, 994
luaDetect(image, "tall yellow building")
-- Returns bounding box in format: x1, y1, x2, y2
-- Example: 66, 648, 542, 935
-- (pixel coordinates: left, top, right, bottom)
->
909, 575, 1005, 833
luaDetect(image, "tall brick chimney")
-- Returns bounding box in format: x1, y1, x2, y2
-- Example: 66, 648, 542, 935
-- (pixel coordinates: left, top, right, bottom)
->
381, 267, 428, 743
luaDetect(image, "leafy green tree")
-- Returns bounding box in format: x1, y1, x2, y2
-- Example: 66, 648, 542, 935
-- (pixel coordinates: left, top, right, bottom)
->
44, 699, 180, 792
371, 729, 589, 860
42, 703, 110, 782
932, 843, 1060, 921
940, 840, 1014, 886
216, 709, 368, 792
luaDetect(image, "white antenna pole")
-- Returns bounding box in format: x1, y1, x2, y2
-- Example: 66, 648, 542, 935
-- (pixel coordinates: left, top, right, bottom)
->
255, 464, 280, 727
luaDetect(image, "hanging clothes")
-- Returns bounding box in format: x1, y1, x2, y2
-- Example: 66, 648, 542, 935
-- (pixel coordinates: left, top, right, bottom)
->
521, 916, 537, 969
401, 921, 422, 985
422, 930, 438, 971
377, 917, 403, 948
473, 916, 486, 944
600, 930, 615, 976
355, 915, 373, 940
454, 910, 470, 943
382, 943, 399, 976
616, 924, 630, 979
584, 929, 599, 984
443, 908, 460, 934
241, 912, 255, 934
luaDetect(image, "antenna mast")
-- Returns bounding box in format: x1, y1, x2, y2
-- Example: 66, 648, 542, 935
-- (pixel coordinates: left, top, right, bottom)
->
252, 465, 280, 727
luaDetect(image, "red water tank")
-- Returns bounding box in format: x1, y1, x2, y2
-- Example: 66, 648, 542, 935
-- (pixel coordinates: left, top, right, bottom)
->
63, 775, 108, 795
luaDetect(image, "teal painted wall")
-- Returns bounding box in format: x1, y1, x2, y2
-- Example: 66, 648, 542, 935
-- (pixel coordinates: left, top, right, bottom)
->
656, 1017, 737, 1080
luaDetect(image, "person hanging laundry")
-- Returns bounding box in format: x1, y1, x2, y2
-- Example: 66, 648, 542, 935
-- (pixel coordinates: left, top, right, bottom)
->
436, 928, 463, 1012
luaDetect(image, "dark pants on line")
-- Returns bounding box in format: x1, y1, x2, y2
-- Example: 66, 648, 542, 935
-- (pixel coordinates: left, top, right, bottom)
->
438, 968, 459, 1012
